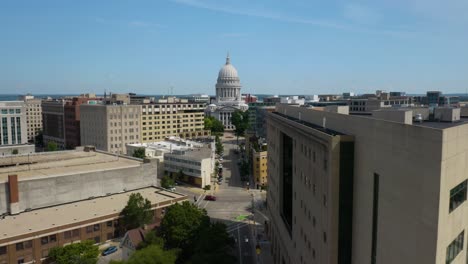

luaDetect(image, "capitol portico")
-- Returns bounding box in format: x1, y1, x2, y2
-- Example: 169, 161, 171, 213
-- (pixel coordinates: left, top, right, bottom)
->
206, 54, 248, 130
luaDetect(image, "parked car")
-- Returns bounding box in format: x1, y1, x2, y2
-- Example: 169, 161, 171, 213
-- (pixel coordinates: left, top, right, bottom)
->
102, 246, 118, 256
218, 164, 223, 168
205, 195, 217, 201
168, 186, 176, 192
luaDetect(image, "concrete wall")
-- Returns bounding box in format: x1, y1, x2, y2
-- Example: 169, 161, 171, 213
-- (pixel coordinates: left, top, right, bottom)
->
269, 104, 444, 264
372, 109, 413, 124
0, 144, 35, 156
0, 161, 158, 214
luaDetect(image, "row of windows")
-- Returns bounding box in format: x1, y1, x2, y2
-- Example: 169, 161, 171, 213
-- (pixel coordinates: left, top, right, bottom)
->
446, 230, 464, 264
449, 180, 467, 213
0, 109, 21, 114
165, 156, 202, 166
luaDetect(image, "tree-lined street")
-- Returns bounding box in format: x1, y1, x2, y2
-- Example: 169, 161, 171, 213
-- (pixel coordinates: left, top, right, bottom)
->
176, 132, 272, 264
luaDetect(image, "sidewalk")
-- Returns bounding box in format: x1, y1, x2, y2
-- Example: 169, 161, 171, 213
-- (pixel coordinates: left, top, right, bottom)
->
251, 192, 273, 264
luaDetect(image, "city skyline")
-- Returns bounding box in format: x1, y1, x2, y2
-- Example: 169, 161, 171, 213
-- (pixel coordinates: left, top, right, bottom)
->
1, 0, 468, 95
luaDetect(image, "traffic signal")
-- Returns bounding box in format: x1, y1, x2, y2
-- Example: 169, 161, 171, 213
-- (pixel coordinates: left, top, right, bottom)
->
256, 244, 261, 255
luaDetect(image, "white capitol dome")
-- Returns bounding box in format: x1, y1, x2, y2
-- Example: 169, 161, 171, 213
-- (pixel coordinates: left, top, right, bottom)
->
217, 55, 239, 80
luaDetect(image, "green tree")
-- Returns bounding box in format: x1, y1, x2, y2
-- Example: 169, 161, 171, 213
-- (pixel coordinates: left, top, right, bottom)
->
158, 201, 210, 250
204, 116, 224, 135
215, 141, 224, 156
11, 149, 18, 155
48, 240, 99, 264
110, 244, 178, 264
46, 141, 58, 151
161, 175, 175, 189
231, 110, 250, 144
132, 148, 146, 159
190, 222, 236, 264
121, 193, 153, 230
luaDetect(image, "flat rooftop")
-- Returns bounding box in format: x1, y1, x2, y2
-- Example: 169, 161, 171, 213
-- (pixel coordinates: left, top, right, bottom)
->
0, 187, 187, 245
128, 137, 206, 153
412, 118, 468, 129
0, 150, 142, 183
165, 146, 213, 161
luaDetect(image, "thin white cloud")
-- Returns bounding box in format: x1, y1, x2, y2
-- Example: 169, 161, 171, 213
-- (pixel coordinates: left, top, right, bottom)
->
172, 0, 411, 37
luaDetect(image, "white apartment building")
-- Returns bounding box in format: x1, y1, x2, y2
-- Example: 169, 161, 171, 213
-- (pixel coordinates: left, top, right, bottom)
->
0, 101, 27, 146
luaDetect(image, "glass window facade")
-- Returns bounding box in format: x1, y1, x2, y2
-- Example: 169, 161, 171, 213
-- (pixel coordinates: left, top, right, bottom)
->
281, 133, 293, 235
450, 180, 467, 213
446, 230, 464, 264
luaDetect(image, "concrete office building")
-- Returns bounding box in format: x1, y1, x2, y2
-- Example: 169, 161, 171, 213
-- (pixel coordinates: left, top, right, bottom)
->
0, 101, 27, 146
267, 104, 468, 264
80, 104, 141, 154
19, 95, 42, 143
64, 97, 100, 149
141, 102, 209, 142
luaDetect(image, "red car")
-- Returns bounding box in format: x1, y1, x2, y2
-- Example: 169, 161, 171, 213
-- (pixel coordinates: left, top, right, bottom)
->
205, 195, 217, 201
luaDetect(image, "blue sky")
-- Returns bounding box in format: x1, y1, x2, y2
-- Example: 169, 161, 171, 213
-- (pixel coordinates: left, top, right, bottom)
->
1, 0, 468, 95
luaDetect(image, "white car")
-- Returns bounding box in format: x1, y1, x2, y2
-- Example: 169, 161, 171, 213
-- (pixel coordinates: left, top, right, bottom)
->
219, 157, 223, 161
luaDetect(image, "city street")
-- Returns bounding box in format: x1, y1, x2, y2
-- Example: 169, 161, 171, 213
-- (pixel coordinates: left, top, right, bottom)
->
177, 133, 272, 264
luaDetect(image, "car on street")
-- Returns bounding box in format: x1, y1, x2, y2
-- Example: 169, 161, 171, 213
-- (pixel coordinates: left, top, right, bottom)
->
204, 195, 217, 201
218, 164, 223, 168
219, 157, 223, 161
102, 246, 118, 256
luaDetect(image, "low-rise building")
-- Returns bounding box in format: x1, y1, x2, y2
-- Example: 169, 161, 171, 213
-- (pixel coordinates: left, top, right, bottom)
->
0, 101, 27, 146
127, 137, 214, 188
252, 146, 267, 189
0, 187, 186, 264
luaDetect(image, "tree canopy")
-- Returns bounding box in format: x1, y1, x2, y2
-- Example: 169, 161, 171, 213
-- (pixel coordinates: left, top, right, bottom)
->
121, 193, 153, 230
158, 201, 210, 250
48, 240, 99, 264
204, 116, 224, 134
231, 110, 250, 143
132, 148, 146, 159
46, 141, 58, 151
110, 244, 178, 264
161, 175, 175, 189
189, 222, 236, 264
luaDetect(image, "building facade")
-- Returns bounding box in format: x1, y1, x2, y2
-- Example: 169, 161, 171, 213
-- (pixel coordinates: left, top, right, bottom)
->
20, 95, 42, 143
206, 54, 248, 130
252, 148, 267, 189
80, 104, 141, 154
141, 102, 209, 142
42, 99, 66, 149
64, 97, 99, 149
267, 104, 468, 264
0, 101, 27, 146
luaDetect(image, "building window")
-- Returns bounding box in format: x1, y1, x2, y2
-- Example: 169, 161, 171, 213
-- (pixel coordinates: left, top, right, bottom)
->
72, 229, 80, 237
41, 236, 49, 245
94, 236, 101, 244
446, 230, 464, 264
86, 226, 93, 233
94, 224, 100, 231
450, 180, 467, 213
64, 231, 72, 239
0, 246, 6, 255
107, 221, 113, 227
16, 242, 24, 251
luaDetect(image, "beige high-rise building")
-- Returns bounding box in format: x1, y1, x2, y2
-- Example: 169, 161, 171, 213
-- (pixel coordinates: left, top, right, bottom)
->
20, 96, 42, 143
141, 102, 209, 142
80, 104, 141, 154
267, 104, 468, 264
